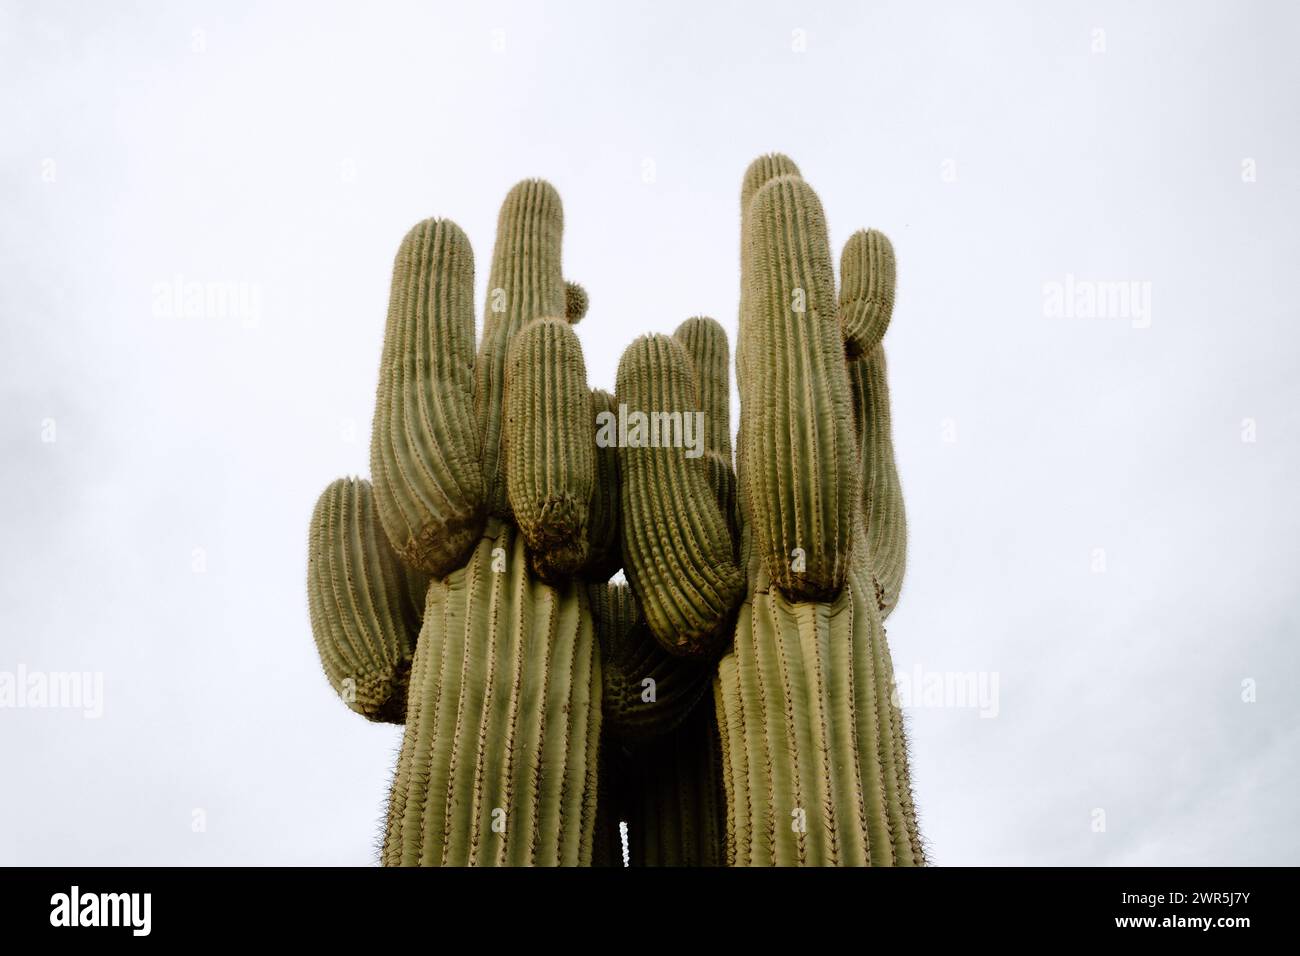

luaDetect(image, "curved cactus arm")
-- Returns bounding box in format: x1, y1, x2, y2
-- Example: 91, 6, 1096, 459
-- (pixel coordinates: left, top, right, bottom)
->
475, 179, 583, 518
837, 226, 905, 616
838, 229, 895, 359
615, 335, 744, 657
850, 345, 907, 617
370, 218, 486, 576
739, 169, 859, 602
306, 478, 421, 723
503, 317, 595, 582
588, 581, 714, 742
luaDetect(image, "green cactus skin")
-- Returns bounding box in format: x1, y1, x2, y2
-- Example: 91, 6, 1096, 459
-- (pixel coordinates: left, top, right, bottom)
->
306, 477, 421, 723
584, 389, 623, 581
504, 317, 595, 582
382, 519, 601, 866
476, 180, 569, 519
616, 334, 744, 658
740, 174, 859, 602
838, 229, 895, 359
370, 219, 486, 576
850, 346, 907, 618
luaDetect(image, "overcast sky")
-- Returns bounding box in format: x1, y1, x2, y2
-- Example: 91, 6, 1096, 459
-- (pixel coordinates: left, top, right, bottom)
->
2, 0, 1297, 865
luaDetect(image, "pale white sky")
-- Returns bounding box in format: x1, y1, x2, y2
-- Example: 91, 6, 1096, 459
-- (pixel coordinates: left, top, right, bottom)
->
2, 0, 1297, 865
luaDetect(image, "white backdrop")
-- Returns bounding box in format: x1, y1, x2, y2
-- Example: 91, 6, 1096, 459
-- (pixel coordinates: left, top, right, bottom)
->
2, 0, 1297, 865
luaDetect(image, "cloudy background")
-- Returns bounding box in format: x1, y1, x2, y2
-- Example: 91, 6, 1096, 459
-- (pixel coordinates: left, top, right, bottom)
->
2, 0, 1297, 865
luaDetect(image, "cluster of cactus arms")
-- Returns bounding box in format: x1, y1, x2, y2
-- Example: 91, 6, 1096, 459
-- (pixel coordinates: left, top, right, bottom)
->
306, 153, 922, 866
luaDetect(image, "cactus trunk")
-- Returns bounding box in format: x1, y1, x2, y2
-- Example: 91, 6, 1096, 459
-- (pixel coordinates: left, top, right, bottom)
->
383, 519, 602, 866
713, 528, 923, 866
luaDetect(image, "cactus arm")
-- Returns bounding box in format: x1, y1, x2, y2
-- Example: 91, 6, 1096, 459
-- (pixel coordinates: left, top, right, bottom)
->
838, 229, 895, 359
475, 180, 574, 518
840, 228, 905, 613
615, 334, 744, 657
369, 218, 486, 576
503, 317, 595, 582
739, 172, 859, 601
306, 478, 421, 723
673, 316, 741, 543
850, 345, 907, 617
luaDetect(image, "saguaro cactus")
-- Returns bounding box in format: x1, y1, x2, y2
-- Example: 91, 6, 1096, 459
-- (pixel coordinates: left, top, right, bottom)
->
616, 155, 923, 865
306, 157, 921, 867
307, 182, 609, 865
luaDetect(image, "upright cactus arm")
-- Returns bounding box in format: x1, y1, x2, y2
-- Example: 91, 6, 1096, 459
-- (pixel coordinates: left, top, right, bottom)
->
740, 172, 860, 602
503, 317, 595, 582
306, 477, 422, 722
476, 180, 583, 519
841, 228, 906, 615
615, 334, 744, 657
674, 317, 740, 544
369, 219, 486, 576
